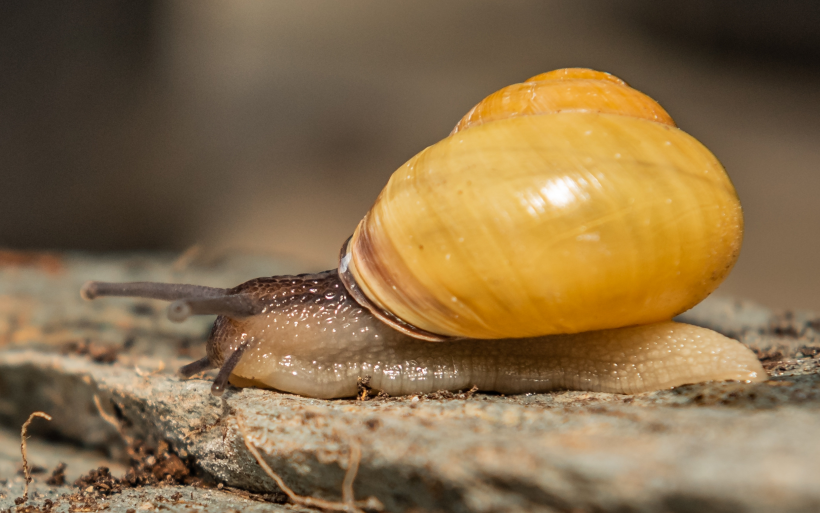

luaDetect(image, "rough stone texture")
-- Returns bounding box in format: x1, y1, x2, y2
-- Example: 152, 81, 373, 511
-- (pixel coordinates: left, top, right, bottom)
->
0, 479, 298, 513
1, 251, 820, 512
0, 425, 127, 487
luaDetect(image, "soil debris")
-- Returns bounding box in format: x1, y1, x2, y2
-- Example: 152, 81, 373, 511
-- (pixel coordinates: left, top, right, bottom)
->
60, 340, 119, 364
74, 440, 199, 492
356, 376, 372, 401
12, 439, 205, 513
5, 500, 55, 513
748, 336, 820, 365
422, 385, 479, 401
362, 385, 480, 403
44, 464, 66, 487
75, 466, 124, 495
123, 440, 195, 486
0, 250, 62, 274
355, 375, 480, 403
220, 486, 287, 505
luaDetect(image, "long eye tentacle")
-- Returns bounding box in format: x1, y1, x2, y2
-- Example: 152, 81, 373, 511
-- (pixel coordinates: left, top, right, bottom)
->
167, 295, 264, 322
81, 281, 229, 301
211, 338, 255, 396
81, 281, 263, 322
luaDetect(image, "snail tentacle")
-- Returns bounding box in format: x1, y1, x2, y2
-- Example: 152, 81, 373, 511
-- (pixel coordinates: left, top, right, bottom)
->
81, 281, 228, 301
80, 281, 265, 322
178, 356, 215, 378
167, 294, 264, 322
211, 337, 255, 396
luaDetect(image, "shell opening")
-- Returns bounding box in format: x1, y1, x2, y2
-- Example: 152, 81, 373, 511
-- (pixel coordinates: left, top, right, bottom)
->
338, 236, 454, 342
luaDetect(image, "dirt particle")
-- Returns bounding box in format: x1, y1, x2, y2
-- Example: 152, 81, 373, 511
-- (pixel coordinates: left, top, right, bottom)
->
71, 439, 199, 502
0, 250, 62, 274
61, 339, 119, 364
45, 463, 67, 486
765, 380, 794, 387
74, 467, 124, 496
130, 303, 155, 317
357, 375, 373, 401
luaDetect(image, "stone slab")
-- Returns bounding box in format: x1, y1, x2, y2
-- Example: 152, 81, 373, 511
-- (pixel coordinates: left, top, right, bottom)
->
2, 349, 820, 512
1, 252, 820, 512
0, 479, 297, 513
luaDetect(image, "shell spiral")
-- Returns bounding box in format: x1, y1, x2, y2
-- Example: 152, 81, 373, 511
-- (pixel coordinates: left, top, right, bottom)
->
345, 68, 743, 339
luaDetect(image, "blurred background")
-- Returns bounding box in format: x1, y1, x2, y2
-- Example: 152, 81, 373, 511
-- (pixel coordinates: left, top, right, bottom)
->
1, 0, 818, 310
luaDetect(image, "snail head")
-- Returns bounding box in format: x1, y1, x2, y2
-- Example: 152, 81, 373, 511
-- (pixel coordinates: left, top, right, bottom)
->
81, 280, 265, 395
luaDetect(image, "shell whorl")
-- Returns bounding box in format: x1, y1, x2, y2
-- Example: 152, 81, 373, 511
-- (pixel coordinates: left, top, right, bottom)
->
343, 68, 743, 340
452, 68, 675, 134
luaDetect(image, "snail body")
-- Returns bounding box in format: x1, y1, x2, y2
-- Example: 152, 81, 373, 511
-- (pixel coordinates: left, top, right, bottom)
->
208, 272, 762, 399
81, 69, 764, 398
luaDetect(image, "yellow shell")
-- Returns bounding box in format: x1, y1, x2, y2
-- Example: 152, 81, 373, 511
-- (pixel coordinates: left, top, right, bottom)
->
346, 68, 743, 339
452, 68, 675, 134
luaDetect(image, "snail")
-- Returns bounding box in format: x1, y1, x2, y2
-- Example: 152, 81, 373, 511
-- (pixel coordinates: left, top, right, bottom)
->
81, 68, 765, 399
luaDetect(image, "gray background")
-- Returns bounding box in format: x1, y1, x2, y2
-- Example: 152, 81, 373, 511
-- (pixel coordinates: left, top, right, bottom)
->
2, 0, 819, 310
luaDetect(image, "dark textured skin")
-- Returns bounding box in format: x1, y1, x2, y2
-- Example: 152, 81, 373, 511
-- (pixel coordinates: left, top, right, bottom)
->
206, 271, 352, 367
201, 271, 765, 399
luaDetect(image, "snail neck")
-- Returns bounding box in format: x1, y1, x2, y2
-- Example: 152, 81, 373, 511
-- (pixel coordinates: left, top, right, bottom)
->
338, 236, 455, 342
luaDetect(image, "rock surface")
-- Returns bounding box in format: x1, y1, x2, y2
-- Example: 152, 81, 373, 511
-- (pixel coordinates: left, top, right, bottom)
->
1, 251, 820, 512
0, 479, 298, 513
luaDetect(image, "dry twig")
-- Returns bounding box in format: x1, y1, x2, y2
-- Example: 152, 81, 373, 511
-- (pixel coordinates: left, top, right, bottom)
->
135, 360, 166, 377
93, 394, 135, 447
20, 411, 52, 500
341, 441, 361, 504
236, 418, 382, 513
172, 244, 202, 272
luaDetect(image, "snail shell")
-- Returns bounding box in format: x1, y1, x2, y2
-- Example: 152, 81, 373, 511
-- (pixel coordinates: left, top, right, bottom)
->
344, 68, 742, 339
81, 68, 762, 399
